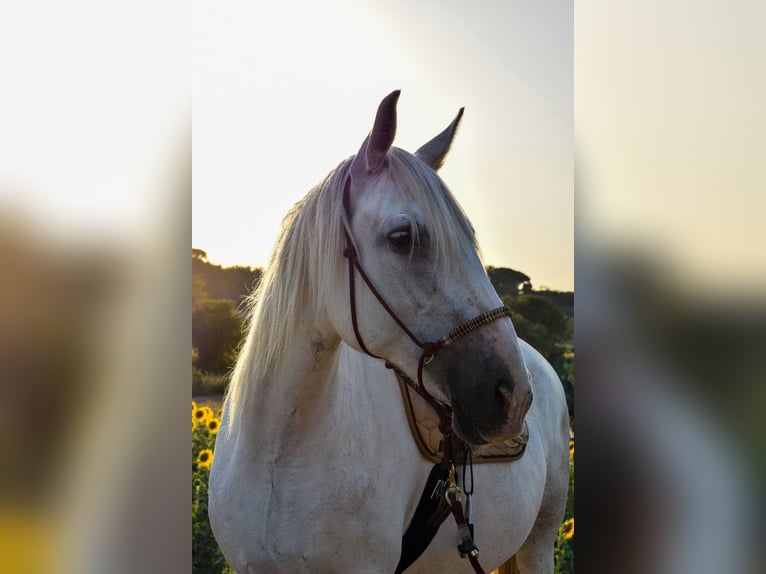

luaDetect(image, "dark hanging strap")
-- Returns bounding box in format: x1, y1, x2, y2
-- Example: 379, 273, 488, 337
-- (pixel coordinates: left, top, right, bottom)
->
395, 423, 463, 573
394, 463, 452, 574
459, 448, 476, 558
447, 493, 485, 574
399, 462, 486, 574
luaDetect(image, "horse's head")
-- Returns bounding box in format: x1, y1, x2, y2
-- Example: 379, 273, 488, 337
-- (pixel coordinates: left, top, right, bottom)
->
328, 91, 532, 447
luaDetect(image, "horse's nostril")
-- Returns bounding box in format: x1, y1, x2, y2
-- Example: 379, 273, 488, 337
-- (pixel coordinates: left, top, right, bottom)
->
496, 381, 515, 404
495, 387, 505, 408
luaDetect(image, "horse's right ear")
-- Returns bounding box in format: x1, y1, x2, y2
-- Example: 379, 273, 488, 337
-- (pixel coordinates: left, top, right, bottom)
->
415, 107, 464, 171
351, 90, 400, 177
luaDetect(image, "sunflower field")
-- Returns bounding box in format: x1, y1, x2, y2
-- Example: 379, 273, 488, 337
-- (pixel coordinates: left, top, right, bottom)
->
192, 402, 233, 574
553, 437, 575, 573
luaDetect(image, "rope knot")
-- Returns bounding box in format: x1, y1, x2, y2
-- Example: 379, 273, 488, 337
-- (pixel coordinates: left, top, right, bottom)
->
343, 245, 357, 259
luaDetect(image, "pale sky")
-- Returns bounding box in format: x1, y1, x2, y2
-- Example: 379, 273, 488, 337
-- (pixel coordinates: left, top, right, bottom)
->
0, 1, 189, 245
576, 1, 766, 293
193, 0, 573, 291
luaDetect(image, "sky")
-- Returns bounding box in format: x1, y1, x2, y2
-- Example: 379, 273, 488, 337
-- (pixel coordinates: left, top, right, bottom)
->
0, 1, 189, 248
193, 0, 573, 291
4, 2, 761, 297
576, 1, 766, 294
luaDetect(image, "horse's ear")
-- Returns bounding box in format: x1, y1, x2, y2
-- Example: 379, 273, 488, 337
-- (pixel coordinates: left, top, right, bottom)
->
352, 90, 400, 176
415, 107, 464, 171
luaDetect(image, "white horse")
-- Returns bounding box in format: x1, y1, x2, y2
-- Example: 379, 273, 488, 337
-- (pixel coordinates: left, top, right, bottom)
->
209, 91, 570, 573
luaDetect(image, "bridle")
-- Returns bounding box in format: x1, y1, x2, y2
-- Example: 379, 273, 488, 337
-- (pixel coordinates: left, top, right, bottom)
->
341, 174, 513, 573
341, 174, 512, 413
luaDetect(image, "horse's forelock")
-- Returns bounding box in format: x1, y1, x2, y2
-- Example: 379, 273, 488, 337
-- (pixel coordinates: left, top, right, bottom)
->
386, 148, 479, 274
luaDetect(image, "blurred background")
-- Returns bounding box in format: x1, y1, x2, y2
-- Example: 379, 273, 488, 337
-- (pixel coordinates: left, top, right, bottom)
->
0, 1, 190, 573
576, 1, 765, 573
1, 1, 764, 573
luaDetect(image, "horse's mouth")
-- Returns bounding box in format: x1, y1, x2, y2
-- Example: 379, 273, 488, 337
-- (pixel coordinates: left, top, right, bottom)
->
451, 402, 491, 447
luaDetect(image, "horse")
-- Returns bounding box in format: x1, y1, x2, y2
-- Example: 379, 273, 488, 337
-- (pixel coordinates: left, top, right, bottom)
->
209, 91, 570, 573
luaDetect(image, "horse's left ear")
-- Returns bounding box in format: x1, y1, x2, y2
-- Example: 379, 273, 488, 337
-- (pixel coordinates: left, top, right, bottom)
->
352, 90, 400, 177
415, 107, 464, 171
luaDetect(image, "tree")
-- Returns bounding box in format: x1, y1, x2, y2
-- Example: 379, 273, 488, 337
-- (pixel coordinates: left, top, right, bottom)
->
487, 266, 532, 300
192, 299, 244, 374
192, 248, 209, 262
192, 255, 261, 310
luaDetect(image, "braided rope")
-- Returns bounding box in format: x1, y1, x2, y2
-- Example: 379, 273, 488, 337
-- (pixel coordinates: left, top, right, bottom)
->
438, 306, 512, 348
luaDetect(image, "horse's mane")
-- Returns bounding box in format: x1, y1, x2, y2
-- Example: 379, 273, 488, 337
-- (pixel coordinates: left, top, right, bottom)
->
226, 148, 480, 429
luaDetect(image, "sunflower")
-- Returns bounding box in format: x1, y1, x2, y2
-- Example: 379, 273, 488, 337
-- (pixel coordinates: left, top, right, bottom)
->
192, 400, 197, 412
562, 517, 574, 539
197, 449, 214, 468
207, 418, 220, 434
569, 440, 574, 455
193, 407, 211, 423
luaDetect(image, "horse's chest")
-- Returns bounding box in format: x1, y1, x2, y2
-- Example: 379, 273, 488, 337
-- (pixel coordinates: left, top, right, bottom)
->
212, 453, 405, 572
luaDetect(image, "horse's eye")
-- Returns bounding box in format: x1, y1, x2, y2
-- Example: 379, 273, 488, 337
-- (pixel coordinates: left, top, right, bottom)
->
387, 229, 412, 253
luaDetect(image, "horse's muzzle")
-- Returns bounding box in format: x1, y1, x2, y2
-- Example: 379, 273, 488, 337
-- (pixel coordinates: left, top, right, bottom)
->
494, 386, 533, 440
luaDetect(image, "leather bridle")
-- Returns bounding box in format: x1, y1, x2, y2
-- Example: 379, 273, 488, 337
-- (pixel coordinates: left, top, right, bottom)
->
341, 174, 515, 573
341, 174, 512, 411
341, 174, 517, 573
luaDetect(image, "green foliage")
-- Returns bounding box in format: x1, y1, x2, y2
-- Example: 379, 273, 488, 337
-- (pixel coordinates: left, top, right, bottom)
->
508, 294, 572, 377
192, 251, 250, 379
532, 289, 574, 319
554, 439, 575, 573
192, 251, 261, 308
559, 355, 574, 383
192, 407, 232, 574
193, 273, 209, 310
193, 367, 230, 396
192, 299, 244, 374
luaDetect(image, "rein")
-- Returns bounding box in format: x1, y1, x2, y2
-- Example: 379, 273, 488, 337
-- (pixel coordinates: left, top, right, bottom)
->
341, 175, 511, 573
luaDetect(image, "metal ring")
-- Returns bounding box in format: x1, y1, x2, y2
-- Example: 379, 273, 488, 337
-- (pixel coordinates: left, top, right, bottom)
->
423, 354, 434, 366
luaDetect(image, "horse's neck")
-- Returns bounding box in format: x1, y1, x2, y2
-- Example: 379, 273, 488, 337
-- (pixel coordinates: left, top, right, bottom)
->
219, 330, 438, 570
238, 332, 401, 463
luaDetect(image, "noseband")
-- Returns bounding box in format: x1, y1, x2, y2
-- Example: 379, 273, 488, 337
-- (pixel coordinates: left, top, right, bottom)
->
341, 175, 512, 410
